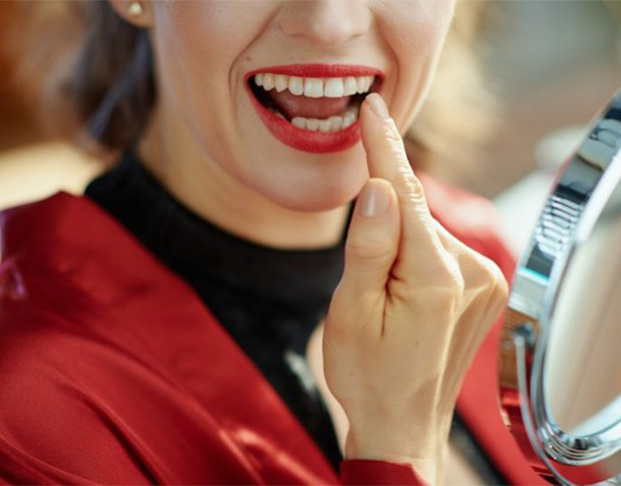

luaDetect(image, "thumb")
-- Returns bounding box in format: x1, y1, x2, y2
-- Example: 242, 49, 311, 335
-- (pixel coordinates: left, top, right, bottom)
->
338, 177, 400, 299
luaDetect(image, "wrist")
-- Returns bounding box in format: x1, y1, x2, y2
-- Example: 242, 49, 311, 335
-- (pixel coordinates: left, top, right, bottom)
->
344, 425, 437, 484
344, 414, 452, 485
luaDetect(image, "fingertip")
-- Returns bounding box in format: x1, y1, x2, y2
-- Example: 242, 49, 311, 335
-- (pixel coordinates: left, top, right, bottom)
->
360, 93, 398, 144
359, 95, 385, 153
364, 93, 391, 120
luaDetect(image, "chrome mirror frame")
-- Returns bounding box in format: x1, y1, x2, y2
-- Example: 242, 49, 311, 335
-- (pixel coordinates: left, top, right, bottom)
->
499, 89, 621, 485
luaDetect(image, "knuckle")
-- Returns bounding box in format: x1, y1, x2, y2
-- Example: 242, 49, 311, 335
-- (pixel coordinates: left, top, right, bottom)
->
435, 287, 463, 318
441, 255, 466, 295
470, 254, 509, 302
391, 258, 465, 310
382, 117, 405, 147
449, 272, 466, 296
438, 278, 466, 316
426, 260, 465, 297
379, 120, 426, 203
395, 165, 425, 203
491, 271, 510, 303
390, 283, 460, 319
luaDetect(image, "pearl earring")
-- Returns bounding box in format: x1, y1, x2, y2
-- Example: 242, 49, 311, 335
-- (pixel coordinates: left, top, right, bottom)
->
128, 1, 144, 16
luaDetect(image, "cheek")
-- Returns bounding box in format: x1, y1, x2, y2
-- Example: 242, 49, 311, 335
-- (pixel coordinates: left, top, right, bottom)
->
375, 0, 455, 128
150, 2, 274, 145
381, 0, 454, 61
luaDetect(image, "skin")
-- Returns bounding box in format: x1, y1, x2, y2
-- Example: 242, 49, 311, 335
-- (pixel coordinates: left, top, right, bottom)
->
323, 95, 507, 483
109, 1, 509, 484
109, 0, 455, 249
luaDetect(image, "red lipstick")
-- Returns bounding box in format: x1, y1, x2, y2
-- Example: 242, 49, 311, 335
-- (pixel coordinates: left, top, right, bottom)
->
244, 64, 384, 154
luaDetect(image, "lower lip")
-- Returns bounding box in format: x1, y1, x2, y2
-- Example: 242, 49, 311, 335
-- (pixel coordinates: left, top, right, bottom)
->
244, 82, 361, 154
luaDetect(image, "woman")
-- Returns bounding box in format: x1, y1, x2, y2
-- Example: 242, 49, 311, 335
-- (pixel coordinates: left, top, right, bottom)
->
0, 1, 543, 484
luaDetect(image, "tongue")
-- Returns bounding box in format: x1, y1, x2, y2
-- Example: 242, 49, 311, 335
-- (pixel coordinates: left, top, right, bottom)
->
267, 90, 352, 119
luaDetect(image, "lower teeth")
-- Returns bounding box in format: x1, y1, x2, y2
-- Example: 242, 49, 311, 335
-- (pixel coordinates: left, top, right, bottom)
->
269, 106, 359, 132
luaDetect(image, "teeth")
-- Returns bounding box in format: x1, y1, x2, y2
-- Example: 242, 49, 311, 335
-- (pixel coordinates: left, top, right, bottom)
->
253, 71, 369, 131
274, 74, 288, 92
289, 106, 359, 132
329, 115, 343, 131
344, 77, 358, 96
304, 78, 323, 98
291, 117, 306, 129
254, 73, 377, 98
289, 76, 304, 96
343, 109, 357, 128
306, 118, 319, 131
324, 78, 344, 98
318, 119, 332, 132
356, 76, 365, 93
262, 73, 275, 90
356, 75, 374, 94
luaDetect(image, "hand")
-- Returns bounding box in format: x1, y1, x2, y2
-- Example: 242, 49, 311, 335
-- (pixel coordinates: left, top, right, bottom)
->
322, 93, 509, 484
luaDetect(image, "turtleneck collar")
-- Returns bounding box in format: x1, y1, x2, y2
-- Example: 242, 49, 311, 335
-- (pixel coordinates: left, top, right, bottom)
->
84, 149, 355, 313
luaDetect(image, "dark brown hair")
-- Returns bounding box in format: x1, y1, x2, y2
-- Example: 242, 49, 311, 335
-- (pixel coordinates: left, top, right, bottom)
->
71, 3, 155, 149
15, 1, 496, 183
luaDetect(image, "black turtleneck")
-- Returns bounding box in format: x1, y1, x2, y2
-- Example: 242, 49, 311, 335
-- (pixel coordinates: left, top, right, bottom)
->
84, 149, 349, 471
84, 149, 509, 485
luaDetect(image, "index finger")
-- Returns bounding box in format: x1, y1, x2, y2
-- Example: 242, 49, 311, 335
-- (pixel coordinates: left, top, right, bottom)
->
359, 93, 447, 280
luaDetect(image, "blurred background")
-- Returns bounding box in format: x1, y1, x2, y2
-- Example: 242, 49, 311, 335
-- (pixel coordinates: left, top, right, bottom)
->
0, 0, 620, 255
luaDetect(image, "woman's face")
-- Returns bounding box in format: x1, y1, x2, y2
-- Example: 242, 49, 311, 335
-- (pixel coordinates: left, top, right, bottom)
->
134, 0, 455, 212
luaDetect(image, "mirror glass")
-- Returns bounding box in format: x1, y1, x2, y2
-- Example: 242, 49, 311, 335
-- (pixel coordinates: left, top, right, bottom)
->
545, 175, 621, 437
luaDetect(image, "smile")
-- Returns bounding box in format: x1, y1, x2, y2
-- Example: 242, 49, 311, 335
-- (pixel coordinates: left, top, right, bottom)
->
244, 64, 384, 153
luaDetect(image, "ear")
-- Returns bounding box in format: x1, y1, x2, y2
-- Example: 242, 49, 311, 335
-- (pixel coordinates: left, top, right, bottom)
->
107, 0, 153, 29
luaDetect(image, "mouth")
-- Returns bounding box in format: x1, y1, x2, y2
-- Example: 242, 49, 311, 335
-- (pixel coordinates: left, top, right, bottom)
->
244, 64, 384, 153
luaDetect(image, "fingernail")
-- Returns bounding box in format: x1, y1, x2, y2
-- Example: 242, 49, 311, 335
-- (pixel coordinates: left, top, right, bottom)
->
366, 93, 390, 120
360, 183, 390, 217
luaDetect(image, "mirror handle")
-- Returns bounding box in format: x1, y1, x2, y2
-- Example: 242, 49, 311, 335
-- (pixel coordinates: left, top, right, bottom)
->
513, 325, 569, 485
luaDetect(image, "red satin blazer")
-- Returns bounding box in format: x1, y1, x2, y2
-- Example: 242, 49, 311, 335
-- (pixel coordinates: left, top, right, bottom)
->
0, 174, 545, 485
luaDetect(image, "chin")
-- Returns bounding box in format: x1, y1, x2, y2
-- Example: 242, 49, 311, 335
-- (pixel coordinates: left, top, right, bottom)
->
258, 171, 366, 213
281, 191, 358, 213
229, 135, 369, 212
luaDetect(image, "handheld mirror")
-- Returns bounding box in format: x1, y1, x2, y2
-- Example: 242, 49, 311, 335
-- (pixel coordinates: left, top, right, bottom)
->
499, 89, 621, 485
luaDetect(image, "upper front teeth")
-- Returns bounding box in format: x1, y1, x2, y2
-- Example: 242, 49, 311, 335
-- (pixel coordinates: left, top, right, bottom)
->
254, 73, 375, 98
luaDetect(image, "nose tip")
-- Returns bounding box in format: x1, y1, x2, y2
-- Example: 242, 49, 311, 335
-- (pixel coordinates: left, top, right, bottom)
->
278, 0, 370, 47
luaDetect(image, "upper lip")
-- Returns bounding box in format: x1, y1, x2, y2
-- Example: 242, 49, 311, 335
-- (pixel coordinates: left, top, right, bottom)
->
244, 63, 384, 83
